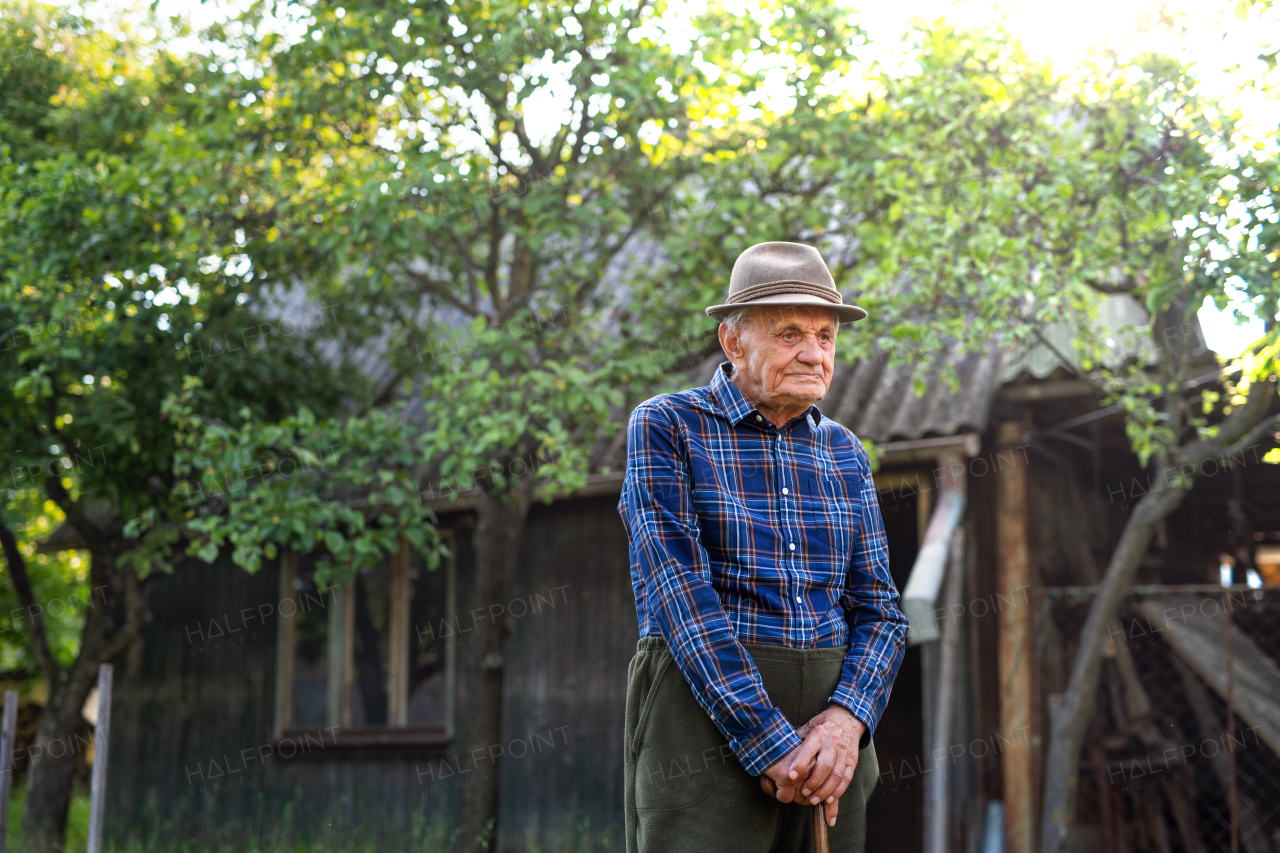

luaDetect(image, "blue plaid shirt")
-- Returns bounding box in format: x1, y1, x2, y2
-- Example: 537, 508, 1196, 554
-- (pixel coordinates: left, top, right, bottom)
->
619, 363, 907, 776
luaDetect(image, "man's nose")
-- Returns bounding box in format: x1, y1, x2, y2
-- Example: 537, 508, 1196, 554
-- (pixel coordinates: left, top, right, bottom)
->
796, 336, 823, 363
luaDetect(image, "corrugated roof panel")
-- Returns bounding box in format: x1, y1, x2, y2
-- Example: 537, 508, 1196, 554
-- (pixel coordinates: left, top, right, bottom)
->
821, 346, 1005, 444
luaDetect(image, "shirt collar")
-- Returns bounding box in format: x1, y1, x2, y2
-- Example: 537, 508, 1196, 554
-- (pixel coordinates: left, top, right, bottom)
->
710, 362, 824, 428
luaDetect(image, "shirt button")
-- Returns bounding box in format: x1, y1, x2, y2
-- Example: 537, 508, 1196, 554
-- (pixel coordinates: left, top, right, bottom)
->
795, 595, 803, 604
788, 543, 796, 551
782, 488, 789, 496
755, 415, 762, 421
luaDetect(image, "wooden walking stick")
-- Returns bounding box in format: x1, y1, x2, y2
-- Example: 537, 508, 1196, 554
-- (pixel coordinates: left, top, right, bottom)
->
759, 776, 830, 853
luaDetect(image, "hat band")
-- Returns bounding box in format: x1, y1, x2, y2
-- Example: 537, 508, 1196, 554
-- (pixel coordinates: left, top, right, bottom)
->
726, 281, 843, 306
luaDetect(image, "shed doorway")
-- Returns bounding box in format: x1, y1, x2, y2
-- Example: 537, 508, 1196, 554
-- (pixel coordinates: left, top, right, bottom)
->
865, 481, 925, 853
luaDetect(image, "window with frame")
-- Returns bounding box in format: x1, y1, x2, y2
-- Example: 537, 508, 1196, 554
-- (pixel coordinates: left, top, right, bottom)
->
273, 533, 457, 743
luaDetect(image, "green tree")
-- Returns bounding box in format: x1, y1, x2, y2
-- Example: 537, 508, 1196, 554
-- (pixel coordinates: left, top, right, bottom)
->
0, 5, 439, 846
7, 1, 1276, 849
653, 23, 1093, 371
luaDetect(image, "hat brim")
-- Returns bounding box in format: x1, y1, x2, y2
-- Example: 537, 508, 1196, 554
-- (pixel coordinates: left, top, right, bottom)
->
705, 292, 868, 323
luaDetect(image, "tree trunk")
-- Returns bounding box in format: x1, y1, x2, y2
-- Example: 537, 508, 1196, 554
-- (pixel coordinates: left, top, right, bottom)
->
22, 563, 133, 852
458, 489, 531, 852
1040, 481, 1187, 853
5, 489, 152, 852
22, 659, 100, 852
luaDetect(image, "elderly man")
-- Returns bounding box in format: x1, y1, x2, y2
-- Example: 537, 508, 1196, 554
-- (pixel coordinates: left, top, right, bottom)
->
619, 242, 908, 853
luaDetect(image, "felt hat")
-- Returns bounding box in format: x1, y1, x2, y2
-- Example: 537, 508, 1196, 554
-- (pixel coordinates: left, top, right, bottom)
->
705, 241, 867, 322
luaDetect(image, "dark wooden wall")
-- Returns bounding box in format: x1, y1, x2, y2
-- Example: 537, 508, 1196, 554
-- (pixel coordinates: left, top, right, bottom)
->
106, 543, 281, 839
105, 542, 462, 846
496, 495, 638, 850
105, 495, 637, 850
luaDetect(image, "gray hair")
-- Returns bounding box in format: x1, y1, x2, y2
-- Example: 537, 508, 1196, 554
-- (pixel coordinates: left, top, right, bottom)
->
719, 307, 760, 337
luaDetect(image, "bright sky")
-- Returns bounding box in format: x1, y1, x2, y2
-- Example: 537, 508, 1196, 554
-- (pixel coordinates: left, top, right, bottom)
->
69, 0, 1279, 356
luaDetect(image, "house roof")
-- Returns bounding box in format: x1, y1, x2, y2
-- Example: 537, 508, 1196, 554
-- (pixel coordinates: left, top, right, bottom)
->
824, 346, 1006, 443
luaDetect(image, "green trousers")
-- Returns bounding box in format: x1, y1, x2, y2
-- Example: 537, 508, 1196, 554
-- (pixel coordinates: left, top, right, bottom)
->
624, 637, 879, 853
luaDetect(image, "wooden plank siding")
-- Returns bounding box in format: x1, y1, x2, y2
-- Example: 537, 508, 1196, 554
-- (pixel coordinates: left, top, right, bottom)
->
1138, 596, 1280, 757
104, 498, 635, 849
497, 495, 637, 850
106, 534, 470, 844
105, 544, 279, 835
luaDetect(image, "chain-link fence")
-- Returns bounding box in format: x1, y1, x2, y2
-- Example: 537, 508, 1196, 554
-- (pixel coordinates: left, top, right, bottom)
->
1040, 586, 1280, 853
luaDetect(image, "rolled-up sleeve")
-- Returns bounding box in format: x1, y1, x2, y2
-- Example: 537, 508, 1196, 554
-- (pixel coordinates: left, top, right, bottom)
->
619, 402, 801, 776
829, 439, 908, 745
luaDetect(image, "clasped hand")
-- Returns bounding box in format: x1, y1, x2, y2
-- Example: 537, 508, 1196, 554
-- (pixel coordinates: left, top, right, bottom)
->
762, 704, 864, 827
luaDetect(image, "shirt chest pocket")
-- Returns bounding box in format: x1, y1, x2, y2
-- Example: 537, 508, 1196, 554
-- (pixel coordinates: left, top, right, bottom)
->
803, 470, 856, 557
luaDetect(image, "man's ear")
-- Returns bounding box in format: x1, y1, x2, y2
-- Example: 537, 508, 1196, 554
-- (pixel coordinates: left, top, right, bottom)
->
718, 322, 740, 363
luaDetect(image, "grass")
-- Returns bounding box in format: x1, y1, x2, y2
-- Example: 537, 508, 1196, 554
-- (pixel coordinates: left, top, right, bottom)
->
0, 786, 616, 853
4, 784, 90, 853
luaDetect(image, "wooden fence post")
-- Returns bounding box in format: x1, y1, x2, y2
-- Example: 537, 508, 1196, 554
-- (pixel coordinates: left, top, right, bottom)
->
86, 664, 113, 853
0, 689, 18, 853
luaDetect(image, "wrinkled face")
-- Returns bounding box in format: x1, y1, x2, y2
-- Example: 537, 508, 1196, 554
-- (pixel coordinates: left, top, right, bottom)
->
720, 306, 839, 411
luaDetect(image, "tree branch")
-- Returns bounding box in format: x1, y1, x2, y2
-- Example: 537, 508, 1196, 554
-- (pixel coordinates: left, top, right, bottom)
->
401, 267, 486, 319
0, 518, 61, 685
1180, 376, 1277, 465
475, 90, 534, 185
561, 87, 592, 167
45, 474, 104, 553
1040, 474, 1189, 853
484, 205, 503, 307
1182, 411, 1280, 471
372, 370, 404, 408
